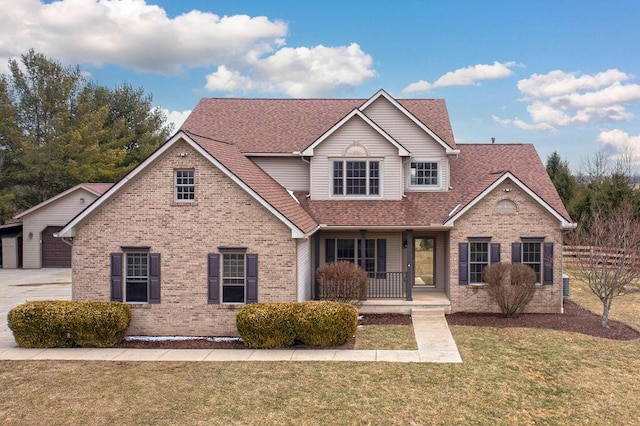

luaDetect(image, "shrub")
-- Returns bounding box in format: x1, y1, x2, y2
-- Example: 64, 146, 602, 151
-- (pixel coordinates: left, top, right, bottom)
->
484, 263, 537, 317
294, 301, 358, 346
8, 300, 132, 348
236, 302, 297, 349
236, 301, 358, 348
316, 261, 368, 304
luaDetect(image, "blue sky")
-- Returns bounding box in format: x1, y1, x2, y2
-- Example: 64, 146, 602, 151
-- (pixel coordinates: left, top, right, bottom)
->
2, 1, 640, 171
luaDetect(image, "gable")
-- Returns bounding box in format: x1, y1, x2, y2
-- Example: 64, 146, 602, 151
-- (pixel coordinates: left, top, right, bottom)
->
301, 109, 409, 157
59, 132, 318, 239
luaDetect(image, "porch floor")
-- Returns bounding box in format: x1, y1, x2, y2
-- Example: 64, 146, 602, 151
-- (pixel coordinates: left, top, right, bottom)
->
360, 289, 451, 315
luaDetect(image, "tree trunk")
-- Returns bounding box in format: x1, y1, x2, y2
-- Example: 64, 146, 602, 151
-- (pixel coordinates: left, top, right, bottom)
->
601, 297, 613, 328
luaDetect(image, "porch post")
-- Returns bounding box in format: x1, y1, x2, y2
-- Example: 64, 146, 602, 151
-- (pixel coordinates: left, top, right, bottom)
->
313, 232, 321, 300
406, 230, 414, 301
359, 230, 367, 271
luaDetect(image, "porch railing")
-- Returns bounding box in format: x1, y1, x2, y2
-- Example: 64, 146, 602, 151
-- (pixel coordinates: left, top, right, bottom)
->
366, 272, 409, 299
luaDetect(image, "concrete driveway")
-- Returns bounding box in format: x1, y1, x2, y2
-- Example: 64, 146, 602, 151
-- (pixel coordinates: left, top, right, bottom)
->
0, 268, 71, 347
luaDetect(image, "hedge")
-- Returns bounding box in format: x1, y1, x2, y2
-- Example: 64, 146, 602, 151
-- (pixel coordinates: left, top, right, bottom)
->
8, 300, 132, 348
236, 301, 358, 349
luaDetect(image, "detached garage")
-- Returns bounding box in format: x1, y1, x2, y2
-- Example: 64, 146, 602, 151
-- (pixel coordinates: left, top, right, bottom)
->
10, 183, 112, 269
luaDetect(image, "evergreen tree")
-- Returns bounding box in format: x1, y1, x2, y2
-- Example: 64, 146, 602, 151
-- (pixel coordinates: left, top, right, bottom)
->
545, 151, 575, 207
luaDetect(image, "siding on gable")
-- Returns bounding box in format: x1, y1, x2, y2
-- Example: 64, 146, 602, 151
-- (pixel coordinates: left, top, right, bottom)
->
296, 238, 311, 301
21, 188, 99, 269
363, 97, 450, 191
310, 116, 403, 200
251, 156, 310, 192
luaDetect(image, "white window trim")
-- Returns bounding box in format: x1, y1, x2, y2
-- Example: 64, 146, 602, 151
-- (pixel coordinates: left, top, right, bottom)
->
407, 158, 443, 191
468, 240, 490, 285
174, 169, 195, 203
221, 252, 247, 304
329, 158, 384, 199
124, 252, 149, 304
521, 241, 543, 284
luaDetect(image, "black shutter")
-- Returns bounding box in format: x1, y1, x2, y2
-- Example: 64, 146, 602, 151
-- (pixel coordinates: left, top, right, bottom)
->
246, 254, 258, 304
490, 243, 501, 264
110, 253, 123, 302
207, 254, 220, 304
543, 243, 554, 285
458, 243, 469, 285
148, 253, 161, 304
376, 239, 387, 278
325, 239, 335, 263
512, 243, 522, 263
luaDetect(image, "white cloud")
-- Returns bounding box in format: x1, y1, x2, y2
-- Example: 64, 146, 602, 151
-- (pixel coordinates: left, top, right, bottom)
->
402, 61, 516, 94
0, 1, 376, 96
160, 108, 192, 130
597, 129, 640, 165
0, 0, 288, 75
492, 114, 556, 133
503, 69, 640, 131
205, 43, 375, 97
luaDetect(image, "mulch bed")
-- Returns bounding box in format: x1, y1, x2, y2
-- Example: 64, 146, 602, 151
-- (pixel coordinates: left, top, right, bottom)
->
115, 301, 639, 349
446, 300, 640, 341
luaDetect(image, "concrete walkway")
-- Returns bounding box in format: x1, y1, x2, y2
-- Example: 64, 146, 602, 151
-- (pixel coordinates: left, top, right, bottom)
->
0, 269, 462, 363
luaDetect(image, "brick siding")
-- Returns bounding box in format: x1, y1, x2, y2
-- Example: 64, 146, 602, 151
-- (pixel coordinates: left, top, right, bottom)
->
72, 140, 297, 336
449, 178, 564, 313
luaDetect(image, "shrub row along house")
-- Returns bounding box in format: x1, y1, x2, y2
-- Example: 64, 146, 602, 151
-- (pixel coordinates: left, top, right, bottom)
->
58, 89, 575, 336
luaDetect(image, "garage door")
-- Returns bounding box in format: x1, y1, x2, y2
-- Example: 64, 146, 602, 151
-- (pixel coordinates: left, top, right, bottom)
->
42, 226, 71, 268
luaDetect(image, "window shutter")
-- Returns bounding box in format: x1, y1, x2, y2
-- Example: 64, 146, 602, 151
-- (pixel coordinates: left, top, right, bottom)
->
543, 243, 554, 285
246, 254, 258, 304
376, 239, 387, 278
110, 253, 123, 302
490, 243, 501, 264
325, 239, 335, 263
207, 254, 220, 304
458, 243, 469, 285
512, 243, 522, 263
148, 253, 161, 304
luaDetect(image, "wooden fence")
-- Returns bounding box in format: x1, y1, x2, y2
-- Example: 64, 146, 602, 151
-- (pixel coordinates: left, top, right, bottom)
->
563, 245, 640, 269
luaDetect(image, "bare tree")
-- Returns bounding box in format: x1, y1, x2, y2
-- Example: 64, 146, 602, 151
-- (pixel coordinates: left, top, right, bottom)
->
567, 200, 640, 327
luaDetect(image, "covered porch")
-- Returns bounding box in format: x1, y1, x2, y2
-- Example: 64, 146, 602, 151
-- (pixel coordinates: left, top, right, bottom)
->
312, 229, 451, 310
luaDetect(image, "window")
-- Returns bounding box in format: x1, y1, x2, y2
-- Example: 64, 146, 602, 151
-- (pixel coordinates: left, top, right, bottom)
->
496, 199, 517, 213
222, 253, 246, 303
327, 238, 381, 274
175, 170, 195, 201
110, 251, 160, 303
332, 160, 380, 196
410, 162, 438, 186
522, 242, 542, 283
126, 252, 149, 302
469, 241, 489, 284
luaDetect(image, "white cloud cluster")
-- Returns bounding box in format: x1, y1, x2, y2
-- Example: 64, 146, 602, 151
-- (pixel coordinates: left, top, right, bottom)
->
402, 61, 516, 94
597, 129, 640, 162
160, 108, 192, 131
496, 69, 640, 132
0, 0, 375, 96
205, 43, 375, 97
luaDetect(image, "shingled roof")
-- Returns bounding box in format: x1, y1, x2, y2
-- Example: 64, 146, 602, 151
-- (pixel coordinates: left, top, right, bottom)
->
181, 97, 456, 153
299, 144, 571, 228
184, 131, 318, 235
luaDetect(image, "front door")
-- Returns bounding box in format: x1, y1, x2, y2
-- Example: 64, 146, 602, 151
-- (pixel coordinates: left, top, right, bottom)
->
414, 237, 435, 288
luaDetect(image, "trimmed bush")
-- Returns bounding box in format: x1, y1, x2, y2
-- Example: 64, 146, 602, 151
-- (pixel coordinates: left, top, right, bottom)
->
316, 261, 368, 304
484, 263, 537, 317
236, 301, 358, 348
236, 302, 297, 349
8, 300, 132, 348
294, 301, 358, 347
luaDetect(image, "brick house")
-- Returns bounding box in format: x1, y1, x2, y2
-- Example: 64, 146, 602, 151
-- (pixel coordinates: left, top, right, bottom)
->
58, 89, 575, 336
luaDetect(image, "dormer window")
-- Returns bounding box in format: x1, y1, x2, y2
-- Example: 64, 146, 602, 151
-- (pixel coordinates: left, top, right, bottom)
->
410, 162, 438, 186
333, 160, 380, 196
